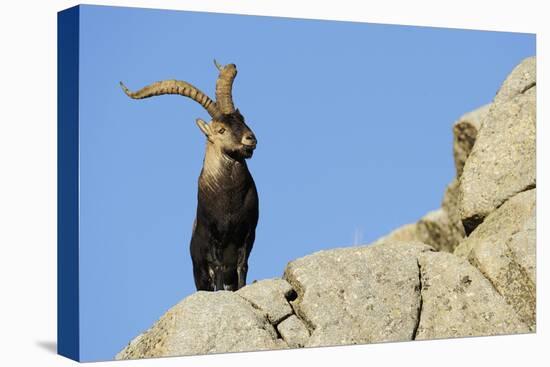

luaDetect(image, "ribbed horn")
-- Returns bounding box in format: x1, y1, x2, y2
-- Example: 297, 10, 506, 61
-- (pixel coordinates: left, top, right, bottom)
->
214, 62, 237, 114
120, 79, 222, 120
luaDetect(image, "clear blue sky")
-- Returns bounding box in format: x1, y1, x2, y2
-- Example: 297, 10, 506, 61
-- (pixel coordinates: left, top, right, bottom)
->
77, 4, 535, 361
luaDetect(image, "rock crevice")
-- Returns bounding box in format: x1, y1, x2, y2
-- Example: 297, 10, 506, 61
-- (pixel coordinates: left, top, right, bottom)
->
235, 278, 312, 347
412, 259, 424, 340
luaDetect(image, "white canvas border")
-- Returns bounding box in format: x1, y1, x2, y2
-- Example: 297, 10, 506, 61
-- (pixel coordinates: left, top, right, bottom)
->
0, 0, 546, 366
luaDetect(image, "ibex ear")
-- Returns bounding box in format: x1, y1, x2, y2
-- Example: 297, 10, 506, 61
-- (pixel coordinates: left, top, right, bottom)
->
195, 118, 212, 137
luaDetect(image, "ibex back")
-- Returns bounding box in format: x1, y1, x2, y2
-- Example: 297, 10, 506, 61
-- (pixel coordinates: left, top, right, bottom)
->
121, 61, 258, 291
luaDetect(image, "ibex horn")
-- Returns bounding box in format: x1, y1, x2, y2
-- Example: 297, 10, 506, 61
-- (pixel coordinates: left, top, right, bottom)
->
120, 80, 222, 120
214, 61, 237, 114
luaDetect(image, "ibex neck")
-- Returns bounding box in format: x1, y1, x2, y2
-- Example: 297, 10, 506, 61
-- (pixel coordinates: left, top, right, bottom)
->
200, 143, 248, 192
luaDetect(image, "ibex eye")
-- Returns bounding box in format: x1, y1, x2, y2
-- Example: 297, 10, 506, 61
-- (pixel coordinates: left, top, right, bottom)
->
218, 128, 226, 134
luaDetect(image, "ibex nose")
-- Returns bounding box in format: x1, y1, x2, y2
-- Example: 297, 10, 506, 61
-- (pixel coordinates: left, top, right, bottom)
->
243, 133, 257, 146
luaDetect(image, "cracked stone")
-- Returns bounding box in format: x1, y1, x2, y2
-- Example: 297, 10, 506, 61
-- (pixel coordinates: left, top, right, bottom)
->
455, 189, 536, 330
458, 58, 536, 233
277, 315, 310, 348
116, 291, 286, 360
237, 278, 295, 324
415, 251, 529, 340
283, 242, 431, 347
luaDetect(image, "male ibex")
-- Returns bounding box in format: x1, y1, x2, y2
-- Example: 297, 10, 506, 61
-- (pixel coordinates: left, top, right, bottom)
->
120, 61, 258, 291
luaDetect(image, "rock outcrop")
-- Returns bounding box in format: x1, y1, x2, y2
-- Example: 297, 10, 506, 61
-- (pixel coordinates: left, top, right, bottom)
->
459, 57, 536, 234
455, 189, 536, 330
284, 242, 429, 346
372, 56, 536, 251
118, 241, 531, 360
415, 251, 529, 340
416, 209, 456, 253
370, 223, 419, 246
115, 291, 287, 360
116, 57, 536, 360
452, 104, 491, 178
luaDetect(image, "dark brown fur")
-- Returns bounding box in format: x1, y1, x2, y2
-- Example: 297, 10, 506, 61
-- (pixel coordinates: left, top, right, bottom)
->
121, 63, 257, 292
191, 112, 258, 291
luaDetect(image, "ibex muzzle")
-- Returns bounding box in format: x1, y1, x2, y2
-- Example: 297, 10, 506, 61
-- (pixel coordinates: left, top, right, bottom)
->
121, 61, 259, 291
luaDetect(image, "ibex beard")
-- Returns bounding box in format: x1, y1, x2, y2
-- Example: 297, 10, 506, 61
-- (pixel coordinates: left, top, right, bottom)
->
121, 61, 258, 292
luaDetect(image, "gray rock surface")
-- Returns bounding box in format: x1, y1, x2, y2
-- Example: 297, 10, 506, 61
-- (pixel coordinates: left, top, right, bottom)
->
283, 242, 431, 347
370, 223, 420, 247
237, 278, 295, 324
117, 236, 535, 359
459, 65, 536, 234
494, 57, 536, 104
441, 179, 466, 248
508, 215, 536, 285
452, 104, 491, 177
277, 315, 310, 348
116, 291, 286, 360
416, 209, 455, 253
455, 189, 536, 330
372, 179, 465, 253
415, 251, 529, 340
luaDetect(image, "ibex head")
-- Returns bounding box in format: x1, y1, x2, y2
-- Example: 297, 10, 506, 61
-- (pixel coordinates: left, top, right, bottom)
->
120, 60, 257, 160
